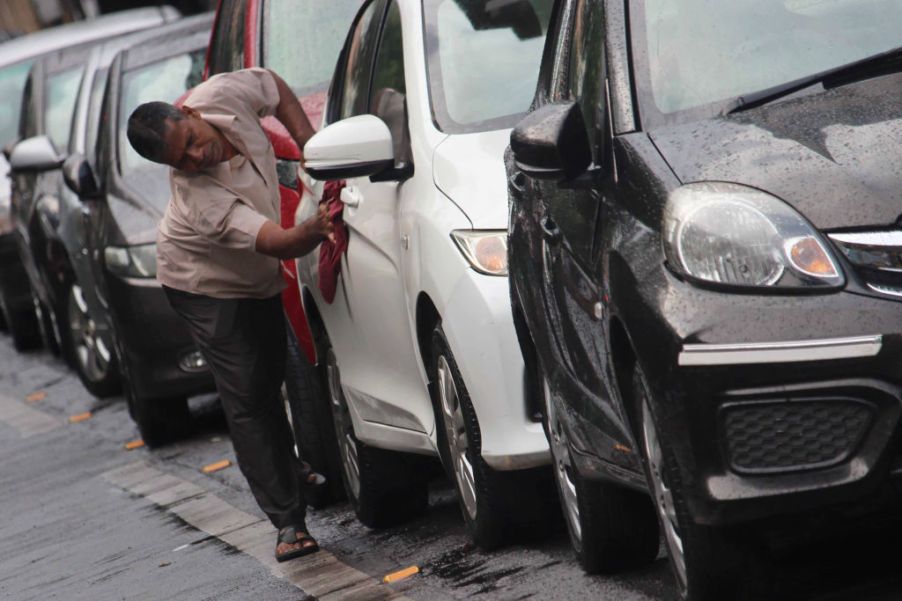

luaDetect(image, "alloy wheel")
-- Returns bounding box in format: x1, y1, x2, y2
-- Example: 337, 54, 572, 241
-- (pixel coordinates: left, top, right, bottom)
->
642, 398, 688, 590
326, 348, 360, 501
67, 284, 112, 382
437, 355, 477, 520
544, 377, 581, 543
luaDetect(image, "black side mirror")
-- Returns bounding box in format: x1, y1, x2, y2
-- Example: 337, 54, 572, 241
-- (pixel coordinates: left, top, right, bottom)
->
62, 153, 100, 198
510, 101, 592, 181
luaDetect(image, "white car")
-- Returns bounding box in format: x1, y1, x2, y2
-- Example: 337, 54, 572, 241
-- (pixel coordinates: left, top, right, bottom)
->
295, 0, 553, 547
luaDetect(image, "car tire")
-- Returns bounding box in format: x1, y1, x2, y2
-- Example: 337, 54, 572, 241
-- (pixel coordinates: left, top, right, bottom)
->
323, 339, 428, 528
430, 324, 548, 550
283, 327, 344, 507
127, 390, 192, 448
66, 283, 120, 398
541, 371, 659, 574
633, 367, 765, 601
0, 283, 40, 351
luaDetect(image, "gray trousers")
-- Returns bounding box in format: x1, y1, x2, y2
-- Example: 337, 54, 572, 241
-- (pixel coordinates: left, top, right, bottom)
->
164, 287, 306, 529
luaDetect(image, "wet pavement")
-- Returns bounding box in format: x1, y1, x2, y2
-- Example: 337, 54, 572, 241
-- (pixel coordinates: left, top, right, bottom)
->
2, 333, 902, 601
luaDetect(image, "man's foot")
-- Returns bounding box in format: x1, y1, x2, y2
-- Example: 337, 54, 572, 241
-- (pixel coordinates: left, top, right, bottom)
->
275, 525, 319, 562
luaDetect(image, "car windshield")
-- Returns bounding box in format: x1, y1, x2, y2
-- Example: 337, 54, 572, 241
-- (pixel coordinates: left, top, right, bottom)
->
0, 60, 33, 146
631, 0, 902, 122
46, 66, 85, 151
263, 0, 362, 96
424, 0, 553, 133
118, 49, 205, 202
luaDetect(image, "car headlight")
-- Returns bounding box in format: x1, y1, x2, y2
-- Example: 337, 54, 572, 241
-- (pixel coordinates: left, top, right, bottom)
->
451, 230, 508, 276
663, 183, 843, 290
104, 243, 157, 278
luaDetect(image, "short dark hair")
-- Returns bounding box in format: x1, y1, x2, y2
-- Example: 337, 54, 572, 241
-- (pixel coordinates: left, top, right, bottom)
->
126, 101, 184, 164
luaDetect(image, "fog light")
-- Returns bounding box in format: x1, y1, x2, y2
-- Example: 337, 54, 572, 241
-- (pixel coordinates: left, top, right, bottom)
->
179, 350, 207, 372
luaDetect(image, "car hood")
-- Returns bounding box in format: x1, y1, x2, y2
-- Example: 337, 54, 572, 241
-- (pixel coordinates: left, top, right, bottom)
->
649, 72, 902, 231
432, 128, 512, 229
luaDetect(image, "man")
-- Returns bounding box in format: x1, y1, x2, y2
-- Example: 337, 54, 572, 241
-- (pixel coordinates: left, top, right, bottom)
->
126, 67, 331, 562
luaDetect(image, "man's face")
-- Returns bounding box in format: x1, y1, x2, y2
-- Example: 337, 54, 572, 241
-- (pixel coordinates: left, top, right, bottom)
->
161, 106, 228, 172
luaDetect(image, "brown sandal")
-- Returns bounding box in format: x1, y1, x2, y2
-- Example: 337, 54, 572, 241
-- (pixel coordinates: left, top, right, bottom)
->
275, 525, 319, 562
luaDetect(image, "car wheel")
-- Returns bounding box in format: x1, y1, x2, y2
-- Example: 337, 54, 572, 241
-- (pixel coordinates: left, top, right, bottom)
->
431, 324, 548, 550
542, 372, 659, 573
283, 326, 344, 507
633, 367, 761, 600
66, 283, 120, 398
127, 391, 192, 448
324, 342, 427, 528
0, 283, 40, 351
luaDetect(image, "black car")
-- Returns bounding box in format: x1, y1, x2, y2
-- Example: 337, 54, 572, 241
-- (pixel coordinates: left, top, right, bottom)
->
9, 14, 216, 444
507, 0, 902, 599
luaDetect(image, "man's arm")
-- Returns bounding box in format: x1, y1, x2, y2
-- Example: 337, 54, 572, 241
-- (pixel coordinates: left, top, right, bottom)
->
267, 69, 316, 156
255, 204, 334, 260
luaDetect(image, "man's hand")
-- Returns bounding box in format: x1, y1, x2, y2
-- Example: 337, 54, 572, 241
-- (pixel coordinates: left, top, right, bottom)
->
255, 205, 334, 260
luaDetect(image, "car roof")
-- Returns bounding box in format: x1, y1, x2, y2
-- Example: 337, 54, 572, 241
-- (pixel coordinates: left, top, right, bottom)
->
0, 6, 180, 68
96, 11, 214, 70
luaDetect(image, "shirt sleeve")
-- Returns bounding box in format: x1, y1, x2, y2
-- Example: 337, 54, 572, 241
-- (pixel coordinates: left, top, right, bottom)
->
195, 197, 268, 251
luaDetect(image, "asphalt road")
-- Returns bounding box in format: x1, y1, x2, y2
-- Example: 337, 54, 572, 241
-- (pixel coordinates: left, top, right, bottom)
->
2, 332, 902, 601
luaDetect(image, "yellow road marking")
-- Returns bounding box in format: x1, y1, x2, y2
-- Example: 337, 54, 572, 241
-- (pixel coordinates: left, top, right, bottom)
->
201, 460, 232, 474
68, 412, 92, 424
125, 439, 145, 450
383, 565, 419, 583
26, 391, 47, 403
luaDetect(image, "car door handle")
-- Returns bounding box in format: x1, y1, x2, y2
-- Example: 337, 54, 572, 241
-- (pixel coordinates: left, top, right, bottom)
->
540, 215, 561, 244
340, 186, 361, 208
508, 171, 526, 193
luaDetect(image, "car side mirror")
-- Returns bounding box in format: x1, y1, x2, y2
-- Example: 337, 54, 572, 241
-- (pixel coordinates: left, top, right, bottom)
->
510, 101, 592, 181
304, 115, 394, 181
2, 137, 20, 161
62, 153, 100, 198
9, 135, 64, 173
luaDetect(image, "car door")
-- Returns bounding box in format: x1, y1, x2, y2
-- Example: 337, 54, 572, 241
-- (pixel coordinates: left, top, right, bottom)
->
204, 0, 248, 78
527, 0, 623, 450
321, 0, 432, 434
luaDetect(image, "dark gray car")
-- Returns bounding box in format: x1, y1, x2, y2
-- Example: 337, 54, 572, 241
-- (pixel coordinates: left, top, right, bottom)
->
9, 14, 216, 444
0, 6, 180, 350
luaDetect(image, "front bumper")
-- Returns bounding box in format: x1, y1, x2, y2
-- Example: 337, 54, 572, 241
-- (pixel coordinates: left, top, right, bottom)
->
619, 261, 902, 526
105, 273, 214, 401
442, 269, 549, 470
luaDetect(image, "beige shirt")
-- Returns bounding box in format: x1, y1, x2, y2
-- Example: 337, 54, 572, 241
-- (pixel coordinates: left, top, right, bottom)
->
157, 68, 285, 299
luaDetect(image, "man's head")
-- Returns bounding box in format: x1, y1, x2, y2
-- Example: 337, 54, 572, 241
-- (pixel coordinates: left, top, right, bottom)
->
127, 102, 232, 172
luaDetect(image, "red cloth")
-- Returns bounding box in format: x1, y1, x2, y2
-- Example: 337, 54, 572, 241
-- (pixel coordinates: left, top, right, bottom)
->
318, 181, 349, 303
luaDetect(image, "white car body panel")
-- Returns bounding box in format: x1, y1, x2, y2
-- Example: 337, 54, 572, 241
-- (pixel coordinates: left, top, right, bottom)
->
296, 0, 549, 470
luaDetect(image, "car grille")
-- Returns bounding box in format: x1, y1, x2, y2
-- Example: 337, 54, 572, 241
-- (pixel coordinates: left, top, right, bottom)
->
828, 230, 902, 297
721, 399, 873, 474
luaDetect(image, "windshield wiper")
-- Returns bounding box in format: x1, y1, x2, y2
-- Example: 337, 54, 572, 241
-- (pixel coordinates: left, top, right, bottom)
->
725, 45, 902, 115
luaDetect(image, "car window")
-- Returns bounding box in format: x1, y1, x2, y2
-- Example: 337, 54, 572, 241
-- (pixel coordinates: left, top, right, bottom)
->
263, 0, 362, 95
0, 60, 33, 146
633, 0, 902, 119
336, 0, 387, 121
369, 0, 408, 164
424, 0, 554, 133
566, 0, 605, 156
118, 49, 206, 202
45, 67, 84, 150
208, 0, 246, 75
